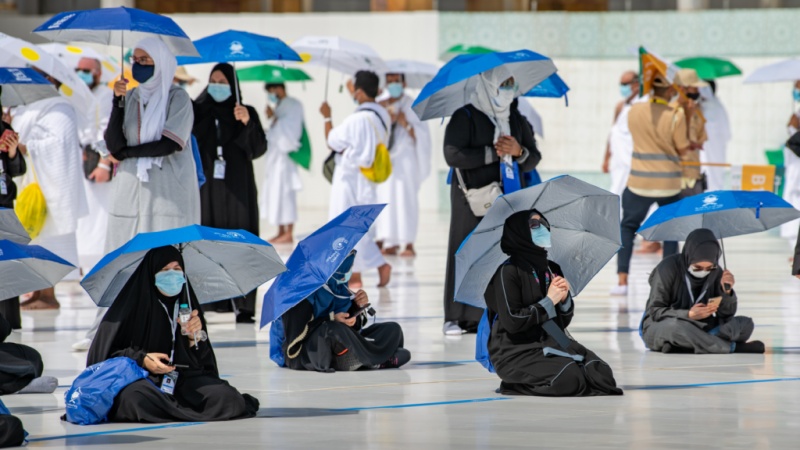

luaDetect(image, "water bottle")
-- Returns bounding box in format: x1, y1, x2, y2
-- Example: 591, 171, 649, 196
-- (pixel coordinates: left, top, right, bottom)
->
178, 304, 191, 336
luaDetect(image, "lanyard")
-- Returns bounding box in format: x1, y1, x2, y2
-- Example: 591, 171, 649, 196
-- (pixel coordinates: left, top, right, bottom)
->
158, 300, 179, 363
652, 97, 670, 106
684, 274, 709, 305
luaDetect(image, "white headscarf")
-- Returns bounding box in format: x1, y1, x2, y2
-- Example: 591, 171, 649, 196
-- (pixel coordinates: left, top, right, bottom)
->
469, 66, 516, 142
133, 38, 177, 182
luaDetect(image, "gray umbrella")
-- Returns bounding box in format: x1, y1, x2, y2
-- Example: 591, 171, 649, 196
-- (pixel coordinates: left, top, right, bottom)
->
454, 175, 621, 309
0, 207, 31, 244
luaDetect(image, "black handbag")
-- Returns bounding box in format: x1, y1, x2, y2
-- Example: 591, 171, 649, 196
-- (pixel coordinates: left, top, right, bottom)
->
322, 151, 336, 184
82, 147, 113, 182
787, 130, 800, 158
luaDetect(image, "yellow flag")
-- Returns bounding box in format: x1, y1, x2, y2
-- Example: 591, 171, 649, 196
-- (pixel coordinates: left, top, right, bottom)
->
639, 46, 679, 96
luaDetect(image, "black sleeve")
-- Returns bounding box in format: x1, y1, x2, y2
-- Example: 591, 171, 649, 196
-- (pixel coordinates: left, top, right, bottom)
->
112, 135, 182, 161
491, 265, 556, 334
109, 346, 148, 368
444, 107, 498, 170
232, 106, 267, 160
794, 229, 800, 275
282, 300, 316, 362
0, 313, 11, 342
514, 110, 541, 172
5, 149, 26, 178
646, 265, 689, 322
104, 100, 127, 153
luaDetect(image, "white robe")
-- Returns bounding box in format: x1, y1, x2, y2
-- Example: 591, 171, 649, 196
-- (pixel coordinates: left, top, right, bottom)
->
781, 111, 800, 241
76, 85, 114, 271
327, 102, 390, 272
375, 94, 432, 247
608, 97, 644, 197
12, 96, 88, 271
700, 94, 731, 192
260, 96, 304, 226
516, 98, 544, 138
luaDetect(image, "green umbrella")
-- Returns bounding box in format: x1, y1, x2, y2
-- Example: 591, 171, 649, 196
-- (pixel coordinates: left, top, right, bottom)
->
236, 64, 312, 83
440, 44, 498, 62
674, 57, 742, 80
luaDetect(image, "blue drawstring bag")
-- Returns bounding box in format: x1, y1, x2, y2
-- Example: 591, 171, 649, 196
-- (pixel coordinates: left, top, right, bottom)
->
475, 309, 496, 373
523, 168, 542, 187
190, 134, 206, 188
64, 357, 150, 425
269, 318, 286, 367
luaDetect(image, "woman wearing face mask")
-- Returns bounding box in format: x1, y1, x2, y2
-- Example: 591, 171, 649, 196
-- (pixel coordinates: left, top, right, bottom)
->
87, 246, 259, 422
641, 228, 764, 354
270, 251, 410, 372
442, 67, 541, 336
484, 210, 622, 396
781, 81, 800, 245
192, 63, 266, 322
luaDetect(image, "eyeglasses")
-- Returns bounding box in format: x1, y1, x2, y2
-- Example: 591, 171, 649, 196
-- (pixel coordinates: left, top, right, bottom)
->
690, 264, 716, 272
529, 218, 549, 230
129, 56, 154, 66
75, 69, 92, 74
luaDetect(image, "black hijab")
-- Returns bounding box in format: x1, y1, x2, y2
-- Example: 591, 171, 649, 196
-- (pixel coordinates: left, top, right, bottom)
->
682, 228, 722, 297
501, 209, 551, 293
192, 63, 244, 146
87, 246, 217, 375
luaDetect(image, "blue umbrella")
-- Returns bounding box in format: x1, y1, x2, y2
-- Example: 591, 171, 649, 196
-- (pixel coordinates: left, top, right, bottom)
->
412, 50, 557, 121
81, 225, 286, 307
260, 204, 385, 328
454, 176, 621, 308
176, 30, 302, 103
0, 240, 75, 299
524, 73, 569, 105
638, 190, 800, 267
0, 67, 59, 107
32, 7, 199, 57
0, 208, 30, 244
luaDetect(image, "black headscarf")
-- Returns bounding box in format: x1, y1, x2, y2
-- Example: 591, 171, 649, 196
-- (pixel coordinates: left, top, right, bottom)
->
501, 209, 551, 293
681, 228, 722, 297
87, 246, 217, 376
192, 63, 243, 146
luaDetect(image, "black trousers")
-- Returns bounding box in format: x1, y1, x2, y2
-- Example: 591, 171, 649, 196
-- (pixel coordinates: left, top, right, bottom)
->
617, 188, 680, 274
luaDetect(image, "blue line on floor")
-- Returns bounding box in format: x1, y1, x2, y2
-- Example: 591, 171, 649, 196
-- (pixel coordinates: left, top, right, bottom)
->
26, 422, 205, 442
374, 315, 443, 322
332, 397, 510, 411
626, 377, 800, 390
412, 360, 477, 365
212, 340, 268, 348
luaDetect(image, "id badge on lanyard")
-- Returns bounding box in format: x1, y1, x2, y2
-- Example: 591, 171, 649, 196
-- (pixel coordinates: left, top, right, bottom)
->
213, 146, 226, 180
0, 160, 7, 196
158, 301, 180, 395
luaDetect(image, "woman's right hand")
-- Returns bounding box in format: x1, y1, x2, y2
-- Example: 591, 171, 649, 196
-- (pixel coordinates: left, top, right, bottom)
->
143, 352, 175, 375
547, 282, 567, 305
113, 78, 129, 98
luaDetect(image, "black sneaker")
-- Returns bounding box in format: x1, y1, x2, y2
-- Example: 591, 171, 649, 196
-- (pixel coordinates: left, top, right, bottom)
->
379, 348, 411, 369
734, 340, 766, 354
236, 311, 255, 324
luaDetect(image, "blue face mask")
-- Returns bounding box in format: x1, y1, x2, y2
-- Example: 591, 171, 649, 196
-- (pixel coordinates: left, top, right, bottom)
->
335, 269, 352, 285
208, 83, 232, 102
620, 84, 632, 98
155, 269, 186, 297
387, 82, 403, 99
76, 70, 94, 87
132, 63, 154, 84
794, 88, 800, 103
268, 93, 279, 104
530, 227, 552, 249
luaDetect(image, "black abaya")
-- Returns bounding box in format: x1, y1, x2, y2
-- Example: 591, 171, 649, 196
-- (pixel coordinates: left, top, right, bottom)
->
87, 246, 259, 423
443, 101, 540, 328
0, 312, 42, 396
193, 64, 267, 315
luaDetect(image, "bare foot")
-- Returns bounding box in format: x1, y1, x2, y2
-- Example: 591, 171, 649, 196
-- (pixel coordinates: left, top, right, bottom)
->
19, 291, 41, 307
400, 246, 416, 258
21, 297, 60, 311
636, 241, 662, 254
382, 246, 399, 256
377, 263, 392, 287
349, 272, 363, 290
271, 233, 293, 244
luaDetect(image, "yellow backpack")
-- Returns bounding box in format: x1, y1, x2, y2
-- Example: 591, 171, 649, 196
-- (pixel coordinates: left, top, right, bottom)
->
15, 154, 47, 239
360, 114, 392, 184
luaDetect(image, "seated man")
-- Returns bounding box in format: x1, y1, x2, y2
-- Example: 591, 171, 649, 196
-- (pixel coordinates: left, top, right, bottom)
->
641, 228, 764, 354
271, 251, 410, 372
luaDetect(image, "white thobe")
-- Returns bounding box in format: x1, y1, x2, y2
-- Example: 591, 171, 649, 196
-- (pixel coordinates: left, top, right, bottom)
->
327, 102, 391, 272
12, 97, 88, 272
375, 95, 432, 247
260, 96, 304, 226
700, 95, 732, 192
76, 85, 114, 270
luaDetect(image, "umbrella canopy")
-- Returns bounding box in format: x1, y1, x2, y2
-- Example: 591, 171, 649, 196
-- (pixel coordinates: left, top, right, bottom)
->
236, 64, 312, 83
0, 208, 31, 244
0, 67, 59, 107
384, 59, 439, 89
32, 7, 198, 57
0, 33, 97, 113
675, 57, 741, 80
454, 176, 621, 308
38, 42, 120, 82
524, 73, 570, 100
412, 50, 557, 121
744, 59, 800, 84
638, 190, 800, 241
291, 35, 387, 75
260, 204, 385, 328
81, 225, 287, 307
439, 44, 496, 62
0, 240, 75, 300
176, 30, 301, 66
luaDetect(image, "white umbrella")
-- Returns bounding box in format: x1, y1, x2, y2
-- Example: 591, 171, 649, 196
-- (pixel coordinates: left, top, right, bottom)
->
39, 42, 120, 83
384, 59, 439, 89
0, 33, 97, 115
744, 59, 800, 84
291, 35, 387, 99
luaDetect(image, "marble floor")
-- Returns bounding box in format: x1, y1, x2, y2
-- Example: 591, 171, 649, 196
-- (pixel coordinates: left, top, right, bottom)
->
2, 208, 800, 449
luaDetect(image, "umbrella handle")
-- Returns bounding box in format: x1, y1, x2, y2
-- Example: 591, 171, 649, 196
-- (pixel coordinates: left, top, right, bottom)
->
234, 62, 240, 104
119, 33, 126, 108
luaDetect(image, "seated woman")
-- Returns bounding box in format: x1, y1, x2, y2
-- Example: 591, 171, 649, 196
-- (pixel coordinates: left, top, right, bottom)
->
484, 210, 622, 397
641, 228, 764, 354
1, 312, 57, 395
275, 250, 410, 372
87, 246, 259, 423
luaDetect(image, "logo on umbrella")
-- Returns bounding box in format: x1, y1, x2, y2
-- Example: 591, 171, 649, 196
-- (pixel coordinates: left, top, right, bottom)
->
9, 68, 32, 82
213, 231, 246, 240
67, 388, 81, 406
332, 237, 348, 251
229, 41, 245, 56
696, 194, 723, 211
47, 13, 75, 29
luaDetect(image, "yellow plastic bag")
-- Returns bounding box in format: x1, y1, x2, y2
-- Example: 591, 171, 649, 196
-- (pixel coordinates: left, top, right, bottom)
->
15, 155, 47, 239
360, 120, 392, 184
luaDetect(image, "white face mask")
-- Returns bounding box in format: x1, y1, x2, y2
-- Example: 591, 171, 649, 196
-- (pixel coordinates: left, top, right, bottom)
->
688, 267, 712, 278
492, 88, 516, 108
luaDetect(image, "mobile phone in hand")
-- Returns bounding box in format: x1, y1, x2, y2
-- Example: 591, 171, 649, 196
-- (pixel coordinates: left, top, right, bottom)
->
707, 296, 722, 308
